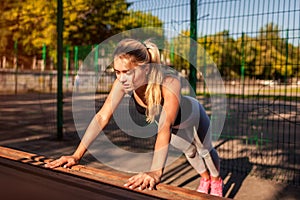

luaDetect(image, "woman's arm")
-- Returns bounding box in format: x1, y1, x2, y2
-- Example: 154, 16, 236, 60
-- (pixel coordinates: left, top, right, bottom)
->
45, 80, 125, 168
73, 79, 125, 159
124, 77, 181, 190
150, 76, 181, 175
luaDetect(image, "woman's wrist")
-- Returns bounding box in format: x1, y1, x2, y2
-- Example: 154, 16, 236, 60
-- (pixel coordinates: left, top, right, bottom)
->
72, 142, 88, 161
72, 149, 84, 161
150, 169, 163, 181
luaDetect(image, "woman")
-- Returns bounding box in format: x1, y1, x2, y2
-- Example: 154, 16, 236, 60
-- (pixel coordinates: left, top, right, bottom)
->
45, 38, 223, 197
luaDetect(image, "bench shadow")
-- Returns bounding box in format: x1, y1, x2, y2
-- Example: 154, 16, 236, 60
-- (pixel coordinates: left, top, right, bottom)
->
160, 155, 252, 199
220, 157, 253, 198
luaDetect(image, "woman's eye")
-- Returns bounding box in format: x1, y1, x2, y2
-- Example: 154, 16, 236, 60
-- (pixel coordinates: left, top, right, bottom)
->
114, 69, 135, 77
126, 70, 134, 75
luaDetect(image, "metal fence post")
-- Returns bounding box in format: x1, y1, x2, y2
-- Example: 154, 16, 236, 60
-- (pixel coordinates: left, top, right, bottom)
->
241, 32, 245, 97
42, 43, 46, 71
203, 35, 207, 96
14, 40, 18, 94
66, 45, 70, 90
74, 46, 79, 73
57, 0, 63, 140
189, 0, 197, 94
285, 29, 288, 99
94, 45, 99, 91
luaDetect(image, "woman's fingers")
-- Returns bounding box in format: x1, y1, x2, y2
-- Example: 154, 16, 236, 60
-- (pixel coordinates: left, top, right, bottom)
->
148, 178, 156, 190
63, 159, 76, 168
125, 176, 144, 189
44, 159, 62, 168
124, 173, 157, 190
124, 175, 137, 187
140, 178, 150, 190
44, 156, 77, 169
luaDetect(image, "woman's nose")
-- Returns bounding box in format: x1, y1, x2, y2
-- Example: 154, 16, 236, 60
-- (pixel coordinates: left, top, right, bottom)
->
119, 73, 127, 83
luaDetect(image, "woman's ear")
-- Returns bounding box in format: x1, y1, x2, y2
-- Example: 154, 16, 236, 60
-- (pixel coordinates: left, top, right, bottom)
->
145, 64, 150, 75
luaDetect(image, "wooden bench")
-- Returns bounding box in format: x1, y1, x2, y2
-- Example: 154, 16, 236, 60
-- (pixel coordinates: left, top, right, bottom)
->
0, 146, 228, 200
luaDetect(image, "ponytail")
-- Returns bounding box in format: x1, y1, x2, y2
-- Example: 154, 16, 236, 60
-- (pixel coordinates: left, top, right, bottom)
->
143, 40, 163, 123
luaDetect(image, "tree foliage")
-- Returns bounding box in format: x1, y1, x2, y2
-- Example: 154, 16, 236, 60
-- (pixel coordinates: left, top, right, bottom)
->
0, 1, 298, 80
0, 0, 162, 66
170, 23, 299, 80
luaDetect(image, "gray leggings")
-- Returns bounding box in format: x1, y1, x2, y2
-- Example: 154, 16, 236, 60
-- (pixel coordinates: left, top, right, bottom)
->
170, 96, 220, 177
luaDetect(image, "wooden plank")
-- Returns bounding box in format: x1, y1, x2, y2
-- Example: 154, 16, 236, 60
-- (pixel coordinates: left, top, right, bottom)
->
0, 146, 228, 200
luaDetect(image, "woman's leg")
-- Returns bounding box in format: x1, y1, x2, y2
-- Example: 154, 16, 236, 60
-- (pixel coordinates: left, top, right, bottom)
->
170, 132, 211, 194
186, 97, 223, 196
192, 118, 223, 197
192, 102, 223, 197
170, 133, 207, 175
170, 96, 223, 196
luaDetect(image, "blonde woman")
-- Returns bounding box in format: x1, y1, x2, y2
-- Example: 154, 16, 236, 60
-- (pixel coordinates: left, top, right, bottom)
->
45, 38, 223, 197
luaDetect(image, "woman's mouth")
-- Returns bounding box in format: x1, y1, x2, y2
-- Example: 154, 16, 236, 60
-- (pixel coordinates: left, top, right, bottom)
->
123, 84, 131, 89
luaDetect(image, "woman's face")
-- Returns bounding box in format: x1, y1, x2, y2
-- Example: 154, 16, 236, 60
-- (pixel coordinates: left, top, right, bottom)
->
113, 57, 148, 92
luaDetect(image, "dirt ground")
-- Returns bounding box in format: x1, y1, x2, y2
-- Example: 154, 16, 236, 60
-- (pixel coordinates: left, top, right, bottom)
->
0, 93, 299, 199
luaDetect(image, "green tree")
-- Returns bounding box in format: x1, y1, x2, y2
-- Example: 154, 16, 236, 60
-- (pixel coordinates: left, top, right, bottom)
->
119, 10, 163, 41
1, 0, 163, 69
255, 23, 293, 79
169, 30, 190, 72
63, 0, 132, 46
0, 0, 15, 54
3, 0, 56, 63
198, 31, 240, 78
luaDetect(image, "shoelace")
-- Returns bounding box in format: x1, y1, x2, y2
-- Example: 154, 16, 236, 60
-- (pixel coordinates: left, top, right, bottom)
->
210, 181, 222, 195
199, 179, 210, 189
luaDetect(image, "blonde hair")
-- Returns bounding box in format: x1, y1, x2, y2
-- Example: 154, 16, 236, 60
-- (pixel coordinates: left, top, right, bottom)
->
113, 38, 163, 123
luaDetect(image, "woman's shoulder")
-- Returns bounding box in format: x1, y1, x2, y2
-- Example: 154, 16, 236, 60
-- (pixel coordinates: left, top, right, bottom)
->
162, 75, 180, 88
109, 79, 126, 96
161, 75, 181, 100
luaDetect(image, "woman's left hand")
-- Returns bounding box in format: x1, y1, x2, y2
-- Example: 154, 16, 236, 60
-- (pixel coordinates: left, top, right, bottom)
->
124, 172, 161, 191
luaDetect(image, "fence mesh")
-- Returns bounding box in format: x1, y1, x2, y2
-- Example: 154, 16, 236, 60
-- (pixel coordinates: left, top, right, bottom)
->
126, 0, 300, 186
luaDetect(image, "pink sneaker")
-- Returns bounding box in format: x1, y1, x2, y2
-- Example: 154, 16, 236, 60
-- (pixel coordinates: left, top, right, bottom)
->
196, 178, 210, 194
210, 178, 223, 197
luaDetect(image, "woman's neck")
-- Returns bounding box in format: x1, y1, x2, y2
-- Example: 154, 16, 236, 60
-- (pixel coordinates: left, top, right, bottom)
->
133, 84, 148, 107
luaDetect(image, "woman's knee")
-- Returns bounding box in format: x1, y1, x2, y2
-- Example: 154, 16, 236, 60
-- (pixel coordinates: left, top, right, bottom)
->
170, 134, 196, 158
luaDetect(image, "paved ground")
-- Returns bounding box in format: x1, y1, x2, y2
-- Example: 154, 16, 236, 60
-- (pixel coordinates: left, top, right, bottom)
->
0, 93, 299, 199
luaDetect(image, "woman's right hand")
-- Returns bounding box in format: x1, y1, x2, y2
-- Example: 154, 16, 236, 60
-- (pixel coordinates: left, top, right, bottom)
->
44, 155, 79, 169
